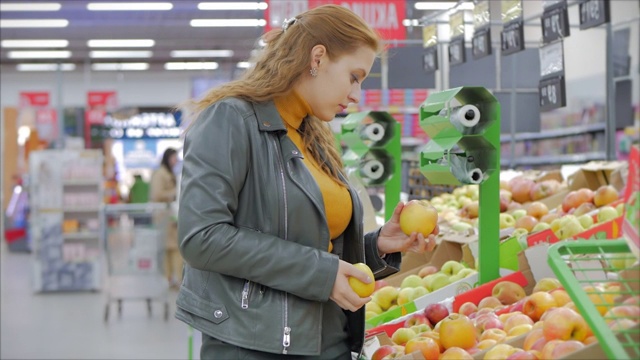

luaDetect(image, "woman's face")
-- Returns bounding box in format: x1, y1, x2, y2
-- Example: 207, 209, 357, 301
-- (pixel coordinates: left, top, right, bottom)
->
298, 46, 376, 122
168, 153, 178, 168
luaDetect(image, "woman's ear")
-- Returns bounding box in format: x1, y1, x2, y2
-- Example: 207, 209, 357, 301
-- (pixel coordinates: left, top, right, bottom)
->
310, 44, 326, 68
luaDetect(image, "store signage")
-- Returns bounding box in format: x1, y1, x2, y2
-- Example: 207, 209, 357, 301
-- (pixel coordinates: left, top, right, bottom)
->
265, 0, 406, 41
35, 108, 58, 142
104, 112, 182, 139
472, 28, 491, 60
87, 91, 117, 109
541, 2, 570, 44
423, 46, 438, 73
19, 91, 49, 107
501, 19, 525, 56
579, 0, 610, 30
448, 37, 466, 66
539, 76, 566, 111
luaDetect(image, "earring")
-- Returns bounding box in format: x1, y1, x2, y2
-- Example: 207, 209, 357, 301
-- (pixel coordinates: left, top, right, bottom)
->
310, 67, 318, 77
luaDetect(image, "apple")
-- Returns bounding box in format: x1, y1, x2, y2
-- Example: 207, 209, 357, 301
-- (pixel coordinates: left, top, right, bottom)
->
449, 268, 477, 283
507, 202, 524, 213
410, 323, 432, 335
511, 209, 527, 220
371, 344, 399, 360
499, 213, 517, 229
594, 185, 619, 207
623, 295, 640, 306
439, 314, 478, 350
404, 312, 431, 329
441, 260, 465, 276
478, 296, 502, 310
422, 273, 447, 291
573, 202, 597, 216
577, 214, 595, 229
420, 331, 445, 353
523, 291, 558, 321
616, 202, 625, 216
493, 281, 526, 305
372, 286, 399, 310
555, 216, 585, 240
550, 340, 585, 358
500, 194, 511, 213
542, 307, 590, 342
508, 323, 533, 337
423, 303, 449, 326
483, 344, 521, 360
503, 312, 534, 333
540, 339, 564, 359
597, 205, 619, 223
511, 178, 535, 203
549, 288, 572, 307
418, 265, 439, 278
583, 285, 615, 315
391, 327, 417, 346
397, 287, 417, 306
506, 350, 539, 360
527, 201, 549, 219
604, 305, 640, 321
475, 313, 504, 335
584, 336, 598, 345
523, 328, 545, 351
459, 302, 478, 317
412, 286, 429, 300
404, 336, 440, 360
608, 318, 638, 331
531, 222, 551, 233
509, 298, 527, 313
348, 263, 375, 297
401, 274, 424, 289
451, 221, 474, 233
540, 212, 561, 224
439, 347, 473, 360
365, 301, 383, 315
399, 200, 438, 237
476, 339, 497, 350
562, 190, 593, 213
533, 278, 562, 293
530, 179, 561, 200
460, 201, 479, 219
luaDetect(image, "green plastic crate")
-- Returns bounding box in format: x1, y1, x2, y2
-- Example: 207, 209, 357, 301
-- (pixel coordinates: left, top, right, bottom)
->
548, 239, 640, 359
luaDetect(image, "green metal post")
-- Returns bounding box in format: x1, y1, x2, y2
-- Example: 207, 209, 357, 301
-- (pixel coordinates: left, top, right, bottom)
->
478, 172, 500, 283
384, 122, 402, 221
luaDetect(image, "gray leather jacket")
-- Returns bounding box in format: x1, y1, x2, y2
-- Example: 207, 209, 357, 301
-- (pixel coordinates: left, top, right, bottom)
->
176, 97, 401, 356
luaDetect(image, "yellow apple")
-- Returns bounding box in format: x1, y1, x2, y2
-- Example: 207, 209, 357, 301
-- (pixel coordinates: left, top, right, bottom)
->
399, 200, 438, 236
348, 263, 375, 297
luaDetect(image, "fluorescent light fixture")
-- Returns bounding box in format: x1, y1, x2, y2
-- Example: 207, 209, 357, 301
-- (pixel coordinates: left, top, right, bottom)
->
170, 50, 234, 58
17, 63, 76, 71
198, 2, 268, 10
0, 2, 62, 11
8, 50, 71, 59
402, 19, 420, 27
90, 50, 152, 58
190, 19, 266, 27
164, 62, 219, 70
91, 63, 150, 71
88, 39, 155, 48
0, 19, 69, 28
415, 2, 474, 11
87, 2, 173, 11
237, 62, 252, 69
2, 40, 69, 48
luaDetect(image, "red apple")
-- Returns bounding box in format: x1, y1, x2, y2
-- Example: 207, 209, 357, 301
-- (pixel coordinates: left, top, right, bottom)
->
475, 313, 504, 335
523, 328, 545, 351
540, 340, 564, 360
371, 345, 398, 360
479, 328, 507, 342
404, 336, 440, 360
399, 200, 438, 237
506, 350, 539, 360
439, 347, 473, 360
404, 313, 432, 329
510, 178, 535, 203
594, 185, 619, 207
550, 340, 585, 358
504, 313, 534, 333
542, 307, 590, 342
459, 302, 478, 317
478, 296, 503, 310
515, 215, 539, 233
483, 344, 521, 359
523, 291, 558, 321
423, 303, 449, 326
493, 281, 527, 305
527, 201, 549, 219
530, 180, 561, 201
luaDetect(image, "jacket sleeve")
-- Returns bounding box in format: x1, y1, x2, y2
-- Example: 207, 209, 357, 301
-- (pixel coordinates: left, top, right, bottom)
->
364, 228, 401, 280
178, 101, 338, 302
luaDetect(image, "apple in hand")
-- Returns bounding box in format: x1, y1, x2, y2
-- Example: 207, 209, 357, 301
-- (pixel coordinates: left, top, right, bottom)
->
423, 303, 449, 326
348, 263, 375, 297
399, 200, 438, 237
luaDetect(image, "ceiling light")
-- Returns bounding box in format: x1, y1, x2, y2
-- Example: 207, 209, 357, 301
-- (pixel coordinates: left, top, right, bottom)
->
87, 2, 173, 11
92, 63, 150, 71
88, 39, 155, 48
0, 2, 62, 11
415, 2, 474, 11
197, 2, 268, 10
17, 63, 75, 71
0, 19, 69, 28
190, 19, 267, 27
2, 40, 69, 48
90, 51, 152, 58
164, 62, 219, 70
8, 51, 71, 59
237, 62, 252, 69
170, 50, 234, 58
402, 19, 420, 27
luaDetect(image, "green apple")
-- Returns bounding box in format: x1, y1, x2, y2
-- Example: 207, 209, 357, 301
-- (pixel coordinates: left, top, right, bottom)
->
597, 206, 619, 223
423, 273, 448, 291
401, 274, 424, 289
451, 221, 474, 233
412, 286, 429, 300
430, 274, 451, 291
372, 286, 398, 310
531, 222, 551, 233
365, 301, 383, 315
499, 213, 516, 229
556, 217, 585, 240
511, 228, 529, 239
511, 209, 527, 220
397, 287, 416, 305
441, 260, 465, 276
449, 268, 477, 283
577, 214, 594, 229
616, 203, 625, 216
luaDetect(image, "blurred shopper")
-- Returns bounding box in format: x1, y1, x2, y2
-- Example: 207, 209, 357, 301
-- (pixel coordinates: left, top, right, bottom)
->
176, 5, 439, 359
128, 174, 151, 225
150, 148, 181, 289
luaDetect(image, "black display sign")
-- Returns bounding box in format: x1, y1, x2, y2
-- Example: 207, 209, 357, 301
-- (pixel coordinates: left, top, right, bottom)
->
501, 19, 525, 56
472, 28, 492, 60
539, 76, 566, 111
448, 36, 466, 66
579, 0, 610, 30
423, 46, 438, 73
541, 4, 570, 44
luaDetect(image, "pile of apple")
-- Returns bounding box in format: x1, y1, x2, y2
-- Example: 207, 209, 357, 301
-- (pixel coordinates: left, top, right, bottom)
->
370, 277, 640, 360
366, 261, 475, 321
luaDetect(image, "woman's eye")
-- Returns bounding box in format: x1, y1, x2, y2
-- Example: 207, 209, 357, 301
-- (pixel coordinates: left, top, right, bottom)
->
351, 74, 360, 84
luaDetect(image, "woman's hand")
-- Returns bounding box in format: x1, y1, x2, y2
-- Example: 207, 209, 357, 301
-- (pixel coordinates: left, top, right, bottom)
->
329, 260, 372, 312
376, 202, 439, 256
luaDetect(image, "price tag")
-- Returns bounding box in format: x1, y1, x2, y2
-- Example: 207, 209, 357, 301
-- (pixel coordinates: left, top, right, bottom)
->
449, 11, 465, 39
449, 36, 466, 66
579, 0, 610, 30
422, 24, 438, 48
539, 41, 564, 77
472, 28, 492, 60
501, 19, 525, 56
541, 3, 570, 44
473, 1, 490, 29
423, 46, 438, 73
539, 76, 566, 111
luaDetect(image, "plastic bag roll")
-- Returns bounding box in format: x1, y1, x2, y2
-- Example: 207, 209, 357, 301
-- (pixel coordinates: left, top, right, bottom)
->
467, 168, 484, 184
448, 104, 481, 128
360, 123, 385, 142
359, 159, 384, 180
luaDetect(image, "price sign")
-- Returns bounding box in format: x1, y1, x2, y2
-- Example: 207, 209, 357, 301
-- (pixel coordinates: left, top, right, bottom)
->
579, 0, 610, 30
449, 37, 466, 66
473, 1, 490, 29
501, 19, 525, 56
422, 24, 438, 48
423, 46, 438, 73
449, 11, 465, 39
539, 76, 566, 111
472, 28, 492, 60
541, 4, 570, 44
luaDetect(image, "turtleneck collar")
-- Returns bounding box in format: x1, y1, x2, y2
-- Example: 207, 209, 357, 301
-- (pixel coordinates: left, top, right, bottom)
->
274, 90, 313, 130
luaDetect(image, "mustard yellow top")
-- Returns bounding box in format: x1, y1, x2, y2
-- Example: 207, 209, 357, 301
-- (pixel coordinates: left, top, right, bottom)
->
274, 91, 352, 253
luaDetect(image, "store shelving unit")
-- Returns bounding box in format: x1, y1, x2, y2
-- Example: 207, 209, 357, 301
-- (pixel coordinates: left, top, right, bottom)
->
29, 149, 104, 292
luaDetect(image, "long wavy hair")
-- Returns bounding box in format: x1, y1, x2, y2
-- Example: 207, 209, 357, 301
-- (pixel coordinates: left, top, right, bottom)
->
181, 4, 381, 183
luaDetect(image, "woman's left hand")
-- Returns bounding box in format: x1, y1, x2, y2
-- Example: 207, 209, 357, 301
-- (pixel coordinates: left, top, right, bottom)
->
376, 202, 439, 256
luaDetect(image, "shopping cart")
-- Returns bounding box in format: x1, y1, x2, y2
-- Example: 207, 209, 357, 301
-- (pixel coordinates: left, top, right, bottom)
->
548, 239, 640, 359
102, 203, 173, 322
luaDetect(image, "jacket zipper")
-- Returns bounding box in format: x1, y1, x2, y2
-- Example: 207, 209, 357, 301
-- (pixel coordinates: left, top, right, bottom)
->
241, 280, 252, 309
273, 135, 291, 354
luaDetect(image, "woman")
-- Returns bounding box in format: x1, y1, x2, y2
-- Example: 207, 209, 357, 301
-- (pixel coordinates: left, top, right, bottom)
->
176, 5, 438, 358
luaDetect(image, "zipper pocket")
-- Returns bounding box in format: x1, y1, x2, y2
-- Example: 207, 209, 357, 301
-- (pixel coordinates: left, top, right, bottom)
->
241, 280, 253, 309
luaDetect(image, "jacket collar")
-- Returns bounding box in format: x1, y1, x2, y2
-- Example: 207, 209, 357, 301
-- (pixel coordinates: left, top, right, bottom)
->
252, 100, 288, 132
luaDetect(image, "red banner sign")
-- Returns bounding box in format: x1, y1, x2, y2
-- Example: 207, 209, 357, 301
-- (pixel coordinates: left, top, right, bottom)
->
19, 92, 49, 107
265, 0, 406, 41
35, 108, 58, 141
87, 91, 117, 109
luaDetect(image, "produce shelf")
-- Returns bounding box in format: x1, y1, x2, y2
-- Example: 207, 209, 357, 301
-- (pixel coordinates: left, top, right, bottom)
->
548, 239, 640, 360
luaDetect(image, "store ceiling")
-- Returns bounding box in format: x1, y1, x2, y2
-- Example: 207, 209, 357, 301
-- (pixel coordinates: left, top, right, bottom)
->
0, 0, 453, 74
